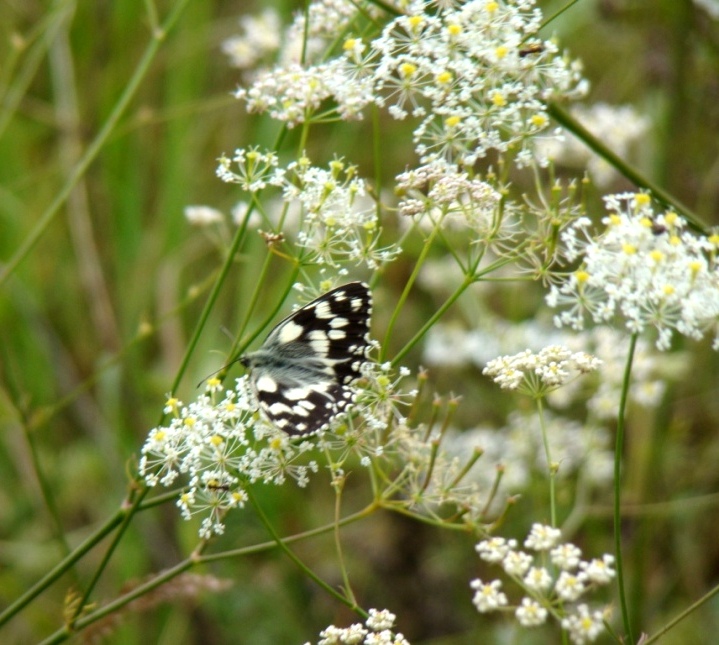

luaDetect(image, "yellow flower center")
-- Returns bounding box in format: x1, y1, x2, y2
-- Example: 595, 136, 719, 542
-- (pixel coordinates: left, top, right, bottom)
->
634, 193, 651, 207
408, 15, 424, 31
399, 62, 417, 78
491, 92, 506, 107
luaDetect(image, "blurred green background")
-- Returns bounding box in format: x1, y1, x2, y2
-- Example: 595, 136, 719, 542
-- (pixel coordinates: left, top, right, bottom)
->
2, 0, 719, 643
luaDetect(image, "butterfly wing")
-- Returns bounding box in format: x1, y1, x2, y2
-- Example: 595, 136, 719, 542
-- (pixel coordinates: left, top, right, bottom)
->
243, 282, 372, 435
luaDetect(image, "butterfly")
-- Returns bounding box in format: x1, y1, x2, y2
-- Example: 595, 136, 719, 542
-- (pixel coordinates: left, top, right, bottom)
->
241, 282, 372, 436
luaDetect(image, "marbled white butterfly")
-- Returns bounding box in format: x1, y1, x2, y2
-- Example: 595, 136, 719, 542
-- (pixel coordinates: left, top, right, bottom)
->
241, 282, 372, 436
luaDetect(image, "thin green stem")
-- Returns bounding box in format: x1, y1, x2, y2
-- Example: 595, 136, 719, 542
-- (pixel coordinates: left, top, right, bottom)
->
247, 486, 366, 616
229, 263, 302, 364
541, 0, 582, 30
379, 225, 439, 362
390, 273, 472, 367
614, 333, 638, 644
332, 478, 357, 606
0, 508, 125, 626
536, 397, 556, 527
67, 486, 149, 625
547, 103, 704, 233
0, 0, 192, 289
39, 557, 195, 645
170, 213, 250, 394
0, 0, 73, 140
38, 506, 378, 643
643, 580, 719, 644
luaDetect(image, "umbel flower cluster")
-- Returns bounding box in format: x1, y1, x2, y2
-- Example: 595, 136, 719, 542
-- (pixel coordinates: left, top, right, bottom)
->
472, 524, 614, 643
483, 345, 602, 397
217, 151, 400, 269
548, 192, 719, 350
307, 608, 409, 645
139, 358, 420, 537
232, 0, 587, 167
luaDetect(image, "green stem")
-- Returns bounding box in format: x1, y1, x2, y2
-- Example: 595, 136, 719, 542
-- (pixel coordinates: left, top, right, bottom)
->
541, 0, 582, 30
36, 506, 377, 643
38, 557, 195, 645
247, 486, 365, 616
643, 580, 719, 644
536, 397, 556, 527
390, 273, 473, 367
614, 333, 638, 644
67, 486, 149, 625
332, 478, 357, 605
380, 226, 439, 362
170, 210, 250, 394
0, 0, 72, 140
547, 103, 704, 233
0, 507, 125, 626
0, 0, 192, 289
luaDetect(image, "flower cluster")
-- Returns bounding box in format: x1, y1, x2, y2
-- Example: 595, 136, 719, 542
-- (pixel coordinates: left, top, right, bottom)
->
471, 524, 614, 643
548, 192, 719, 350
285, 156, 399, 269
396, 160, 504, 230
308, 608, 409, 645
217, 151, 400, 270
424, 318, 668, 416
233, 0, 587, 167
140, 348, 417, 536
483, 345, 602, 396
139, 378, 319, 538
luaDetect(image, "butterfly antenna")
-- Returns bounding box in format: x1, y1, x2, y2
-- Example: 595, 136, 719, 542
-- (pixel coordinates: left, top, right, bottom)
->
195, 355, 245, 389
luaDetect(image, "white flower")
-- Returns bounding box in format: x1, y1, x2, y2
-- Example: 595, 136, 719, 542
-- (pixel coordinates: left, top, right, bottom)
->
222, 8, 281, 70
483, 346, 601, 396
502, 549, 533, 576
550, 543, 583, 570
366, 609, 396, 631
555, 571, 587, 601
470, 579, 508, 613
234, 0, 587, 167
561, 604, 606, 644
140, 377, 325, 537
515, 597, 548, 627
524, 523, 562, 551
580, 554, 616, 585
475, 537, 517, 563
523, 566, 553, 592
318, 623, 367, 644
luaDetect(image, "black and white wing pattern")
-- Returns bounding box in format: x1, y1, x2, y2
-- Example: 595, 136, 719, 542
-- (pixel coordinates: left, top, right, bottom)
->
241, 282, 372, 436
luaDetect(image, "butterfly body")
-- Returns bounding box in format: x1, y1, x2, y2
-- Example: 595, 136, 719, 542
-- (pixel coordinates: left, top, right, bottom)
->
242, 282, 372, 435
